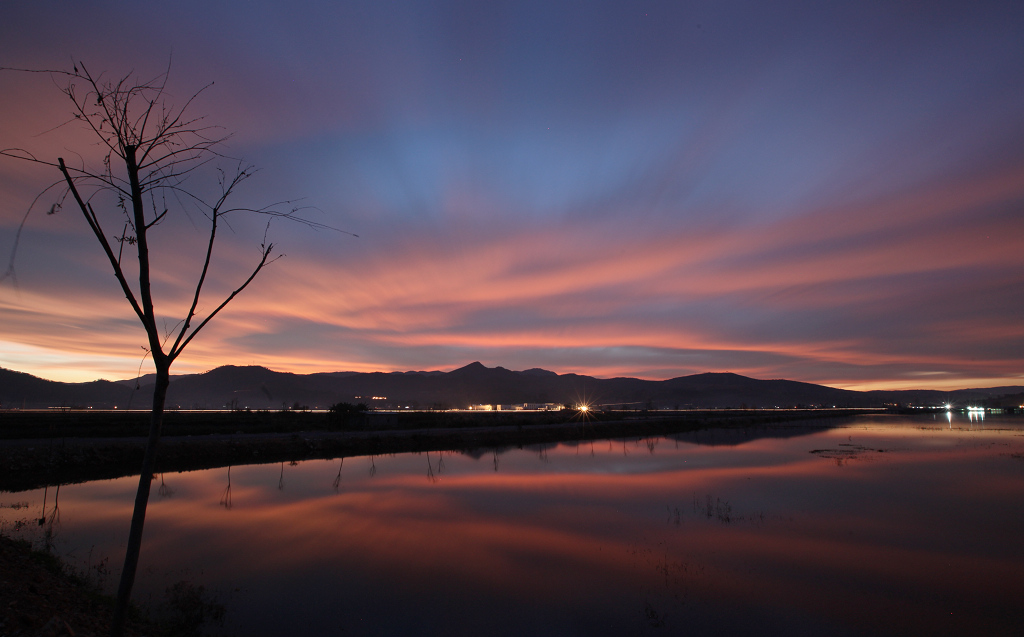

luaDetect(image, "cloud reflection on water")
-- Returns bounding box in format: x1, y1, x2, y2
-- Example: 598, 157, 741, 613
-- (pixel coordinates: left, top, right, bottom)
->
3, 415, 1023, 635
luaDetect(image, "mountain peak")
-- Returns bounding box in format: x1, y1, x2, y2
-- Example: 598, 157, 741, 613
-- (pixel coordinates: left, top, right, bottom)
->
450, 361, 488, 375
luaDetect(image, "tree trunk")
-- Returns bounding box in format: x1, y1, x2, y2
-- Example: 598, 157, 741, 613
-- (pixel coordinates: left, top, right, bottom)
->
110, 363, 170, 637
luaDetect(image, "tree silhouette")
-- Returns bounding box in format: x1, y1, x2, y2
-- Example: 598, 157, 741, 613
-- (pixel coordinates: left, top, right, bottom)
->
1, 60, 342, 637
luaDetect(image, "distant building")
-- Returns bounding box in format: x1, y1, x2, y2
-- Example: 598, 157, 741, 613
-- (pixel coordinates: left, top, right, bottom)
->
468, 402, 564, 411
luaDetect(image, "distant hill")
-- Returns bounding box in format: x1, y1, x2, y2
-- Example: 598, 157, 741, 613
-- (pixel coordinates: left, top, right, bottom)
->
2, 363, 1021, 411
0, 367, 135, 409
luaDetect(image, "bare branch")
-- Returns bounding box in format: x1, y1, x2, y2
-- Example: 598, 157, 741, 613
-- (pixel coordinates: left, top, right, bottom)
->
0, 148, 46, 163
170, 241, 275, 360
168, 196, 222, 356
57, 158, 145, 323
0, 180, 66, 288
132, 57, 173, 148
144, 209, 168, 230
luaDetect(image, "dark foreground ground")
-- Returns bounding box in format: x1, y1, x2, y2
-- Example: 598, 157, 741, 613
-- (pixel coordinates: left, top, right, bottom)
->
0, 534, 170, 637
0, 408, 875, 493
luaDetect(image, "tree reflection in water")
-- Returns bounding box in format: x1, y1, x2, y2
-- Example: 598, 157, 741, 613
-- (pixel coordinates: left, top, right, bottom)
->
425, 452, 437, 483
645, 438, 658, 454
220, 467, 232, 510
39, 484, 60, 551
38, 484, 51, 527
158, 473, 174, 498
333, 458, 344, 491
424, 451, 446, 483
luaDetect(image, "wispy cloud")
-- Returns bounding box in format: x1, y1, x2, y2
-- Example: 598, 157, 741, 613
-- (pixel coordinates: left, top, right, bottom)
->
1, 1, 1023, 388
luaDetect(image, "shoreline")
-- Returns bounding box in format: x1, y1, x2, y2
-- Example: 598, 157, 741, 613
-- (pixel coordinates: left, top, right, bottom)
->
0, 409, 873, 492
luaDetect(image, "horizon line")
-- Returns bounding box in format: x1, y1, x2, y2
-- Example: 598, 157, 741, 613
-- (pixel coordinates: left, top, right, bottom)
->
4, 361, 1023, 395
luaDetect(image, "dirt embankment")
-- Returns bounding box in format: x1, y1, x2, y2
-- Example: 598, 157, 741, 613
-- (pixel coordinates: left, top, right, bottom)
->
0, 409, 872, 493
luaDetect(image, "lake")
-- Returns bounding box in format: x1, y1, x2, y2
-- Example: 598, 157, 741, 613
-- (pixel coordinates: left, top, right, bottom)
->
3, 413, 1023, 635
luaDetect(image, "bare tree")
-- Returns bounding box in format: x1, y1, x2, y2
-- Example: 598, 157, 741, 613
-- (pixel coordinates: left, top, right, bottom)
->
1, 61, 339, 636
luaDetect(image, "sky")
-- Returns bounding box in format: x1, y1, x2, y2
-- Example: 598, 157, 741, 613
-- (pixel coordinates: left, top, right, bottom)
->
1, 0, 1023, 390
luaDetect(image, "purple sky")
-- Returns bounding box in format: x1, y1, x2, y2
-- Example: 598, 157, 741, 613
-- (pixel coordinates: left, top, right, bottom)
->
2, 1, 1023, 389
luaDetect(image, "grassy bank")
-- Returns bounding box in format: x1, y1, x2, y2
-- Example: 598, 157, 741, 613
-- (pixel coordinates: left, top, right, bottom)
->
0, 534, 169, 637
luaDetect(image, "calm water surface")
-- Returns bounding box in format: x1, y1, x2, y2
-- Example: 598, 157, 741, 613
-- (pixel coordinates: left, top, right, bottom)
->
3, 413, 1023, 636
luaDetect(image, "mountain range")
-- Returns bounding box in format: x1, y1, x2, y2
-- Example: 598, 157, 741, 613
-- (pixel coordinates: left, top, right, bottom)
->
2, 362, 1022, 411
